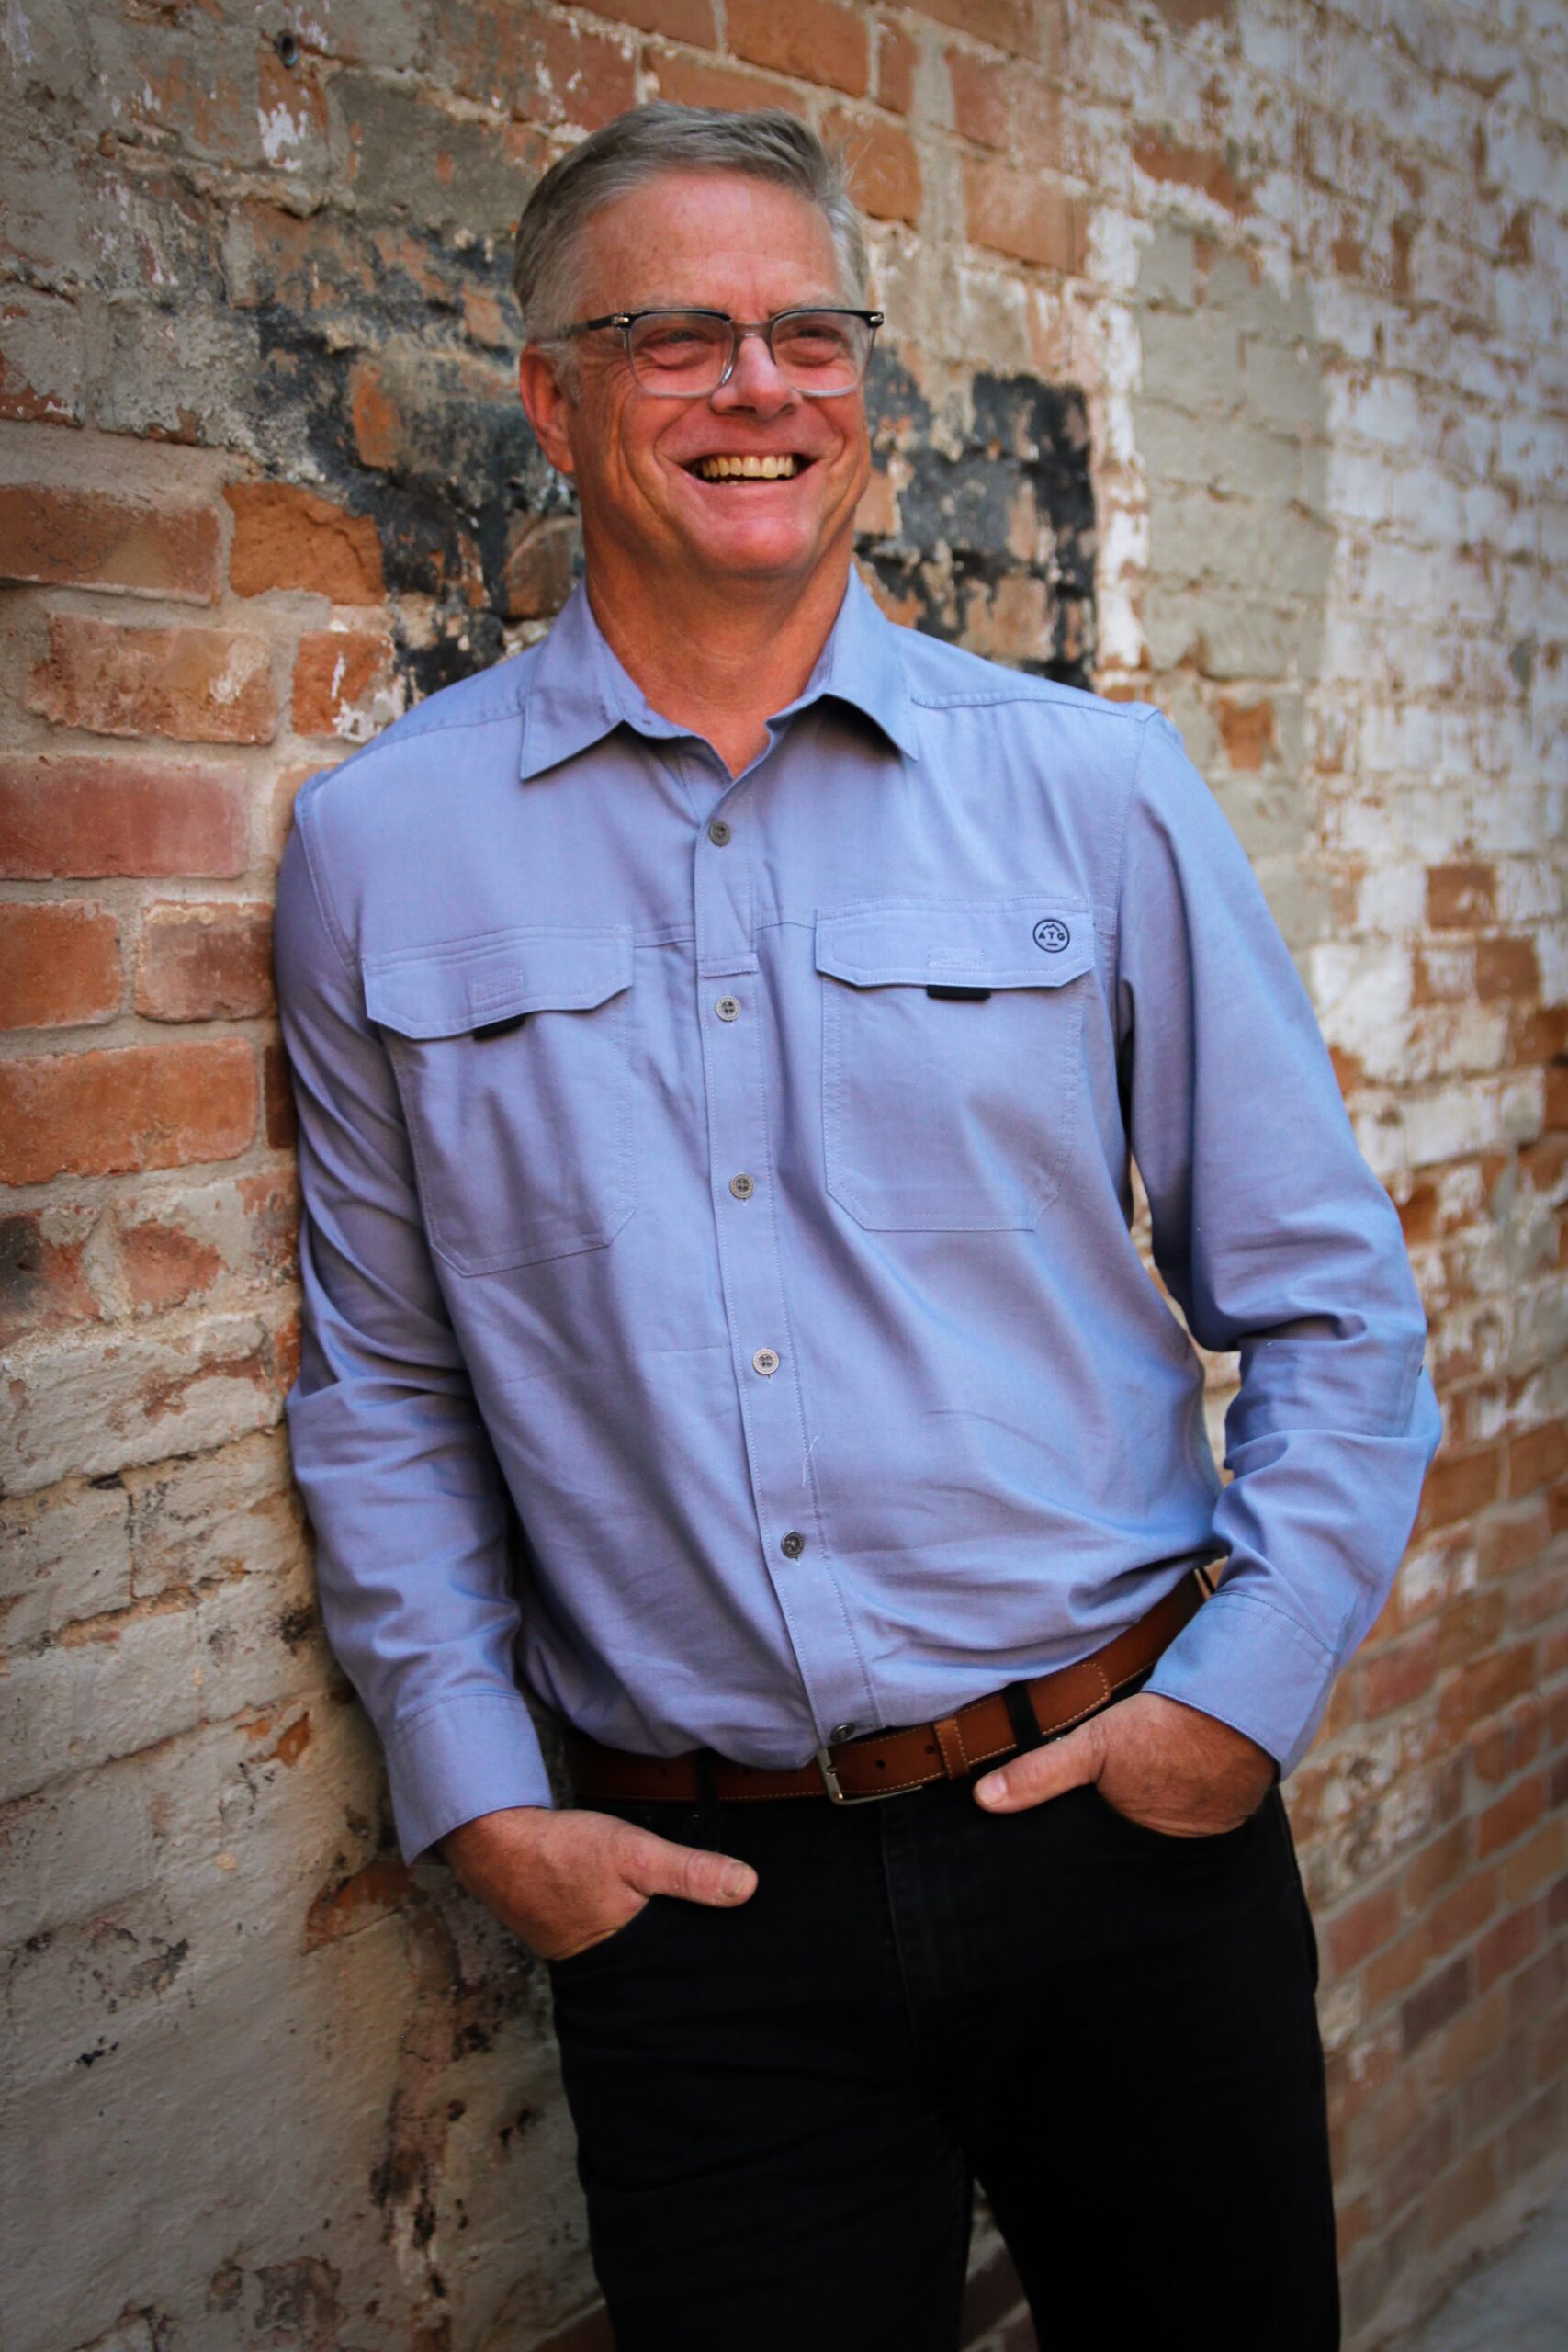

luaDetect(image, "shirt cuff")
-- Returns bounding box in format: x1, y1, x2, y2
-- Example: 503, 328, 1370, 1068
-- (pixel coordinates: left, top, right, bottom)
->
1142, 1585, 1339, 1777
385, 1692, 556, 1865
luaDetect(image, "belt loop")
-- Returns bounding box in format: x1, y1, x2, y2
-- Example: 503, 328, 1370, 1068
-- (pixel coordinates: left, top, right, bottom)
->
693, 1747, 720, 1843
1003, 1681, 1044, 1755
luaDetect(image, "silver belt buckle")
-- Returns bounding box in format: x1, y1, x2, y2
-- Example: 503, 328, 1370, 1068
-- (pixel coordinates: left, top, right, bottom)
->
815, 1743, 904, 1804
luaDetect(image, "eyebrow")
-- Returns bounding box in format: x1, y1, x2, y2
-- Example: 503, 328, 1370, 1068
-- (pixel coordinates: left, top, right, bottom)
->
615, 294, 849, 313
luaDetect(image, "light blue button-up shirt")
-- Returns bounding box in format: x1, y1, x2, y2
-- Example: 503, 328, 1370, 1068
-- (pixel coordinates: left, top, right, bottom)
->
275, 571, 1440, 1864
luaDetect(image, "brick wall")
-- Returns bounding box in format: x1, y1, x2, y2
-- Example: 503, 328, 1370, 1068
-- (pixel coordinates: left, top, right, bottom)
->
2, 2, 1564, 2347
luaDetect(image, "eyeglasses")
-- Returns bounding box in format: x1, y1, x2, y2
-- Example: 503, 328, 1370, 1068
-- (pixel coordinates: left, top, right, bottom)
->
561, 307, 883, 399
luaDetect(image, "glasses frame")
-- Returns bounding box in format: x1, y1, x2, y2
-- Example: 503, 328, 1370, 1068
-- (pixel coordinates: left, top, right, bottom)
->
561, 306, 884, 398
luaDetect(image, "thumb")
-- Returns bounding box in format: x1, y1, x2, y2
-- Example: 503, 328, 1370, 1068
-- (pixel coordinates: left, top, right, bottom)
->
974, 1715, 1109, 1814
624, 1826, 757, 1909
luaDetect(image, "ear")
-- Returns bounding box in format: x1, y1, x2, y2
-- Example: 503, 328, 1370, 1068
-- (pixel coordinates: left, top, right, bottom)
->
518, 345, 577, 478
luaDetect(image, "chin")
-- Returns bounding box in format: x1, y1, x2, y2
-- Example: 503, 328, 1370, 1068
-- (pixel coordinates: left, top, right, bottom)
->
685, 517, 825, 578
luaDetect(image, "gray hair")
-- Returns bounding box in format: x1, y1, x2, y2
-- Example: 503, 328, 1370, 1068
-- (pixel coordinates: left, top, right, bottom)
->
511, 103, 870, 350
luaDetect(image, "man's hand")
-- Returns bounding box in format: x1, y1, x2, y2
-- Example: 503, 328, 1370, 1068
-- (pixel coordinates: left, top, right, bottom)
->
973, 1691, 1276, 1836
441, 1804, 757, 1962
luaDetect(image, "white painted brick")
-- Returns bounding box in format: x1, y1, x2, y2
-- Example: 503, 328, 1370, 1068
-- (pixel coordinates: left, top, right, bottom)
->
0, 1316, 282, 1498
0, 1482, 131, 1649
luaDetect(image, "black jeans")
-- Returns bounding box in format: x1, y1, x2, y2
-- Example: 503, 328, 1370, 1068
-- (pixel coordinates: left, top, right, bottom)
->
548, 1771, 1339, 2352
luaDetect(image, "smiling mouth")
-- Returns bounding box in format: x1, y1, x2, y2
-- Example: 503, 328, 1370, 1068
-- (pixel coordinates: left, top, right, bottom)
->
690, 454, 810, 482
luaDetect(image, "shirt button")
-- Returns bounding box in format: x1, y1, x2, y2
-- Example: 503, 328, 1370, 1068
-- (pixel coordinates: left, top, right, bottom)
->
751, 1346, 780, 1376
728, 1172, 755, 1201
780, 1532, 805, 1558
707, 818, 732, 846
715, 994, 740, 1022
829, 1722, 858, 1743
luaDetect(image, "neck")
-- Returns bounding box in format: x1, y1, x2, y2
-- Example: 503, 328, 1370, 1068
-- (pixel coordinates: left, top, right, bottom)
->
581, 538, 852, 777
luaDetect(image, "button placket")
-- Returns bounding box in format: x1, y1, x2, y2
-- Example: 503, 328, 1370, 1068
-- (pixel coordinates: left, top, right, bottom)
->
688, 762, 873, 1747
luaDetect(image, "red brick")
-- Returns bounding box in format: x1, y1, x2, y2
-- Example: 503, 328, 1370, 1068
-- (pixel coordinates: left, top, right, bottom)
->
1472, 1703, 1543, 1787
501, 515, 579, 622
1382, 2107, 1453, 2221
1367, 1921, 1431, 2012
1402, 1953, 1472, 2053
225, 481, 385, 605
1479, 1498, 1552, 1580
1426, 1984, 1508, 2098
877, 22, 919, 111
135, 902, 275, 1023
0, 486, 221, 603
1132, 129, 1254, 217
1508, 1939, 1568, 2037
0, 1213, 98, 1343
1474, 934, 1540, 1001
963, 159, 1086, 269
1422, 2143, 1498, 2247
1425, 1868, 1497, 1962
1419, 1442, 1505, 1533
1477, 1902, 1542, 1995
947, 49, 1058, 164
911, 0, 1033, 50
644, 47, 807, 113
0, 756, 246, 880
1215, 695, 1277, 773
1501, 1817, 1567, 1907
0, 903, 120, 1030
1438, 1586, 1507, 1672
1328, 1883, 1402, 1976
822, 109, 923, 225
1479, 1774, 1548, 1860
1504, 2080, 1566, 2182
1509, 1418, 1568, 1495
1402, 1819, 1472, 1910
1438, 1645, 1539, 1744
1536, 1999, 1568, 2081
291, 630, 397, 740
1361, 1624, 1440, 1718
1461, 2033, 1533, 2139
303, 1852, 415, 1949
26, 617, 277, 746
726, 0, 869, 94
1426, 861, 1497, 928
118, 1216, 225, 1313
575, 0, 715, 37
440, 0, 637, 128
0, 1039, 256, 1184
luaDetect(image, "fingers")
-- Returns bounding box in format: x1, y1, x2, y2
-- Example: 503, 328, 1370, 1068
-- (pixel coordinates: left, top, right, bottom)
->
625, 1826, 757, 1908
974, 1713, 1108, 1813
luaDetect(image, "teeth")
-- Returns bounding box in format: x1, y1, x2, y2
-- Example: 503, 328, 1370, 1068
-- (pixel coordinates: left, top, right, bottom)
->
695, 454, 803, 481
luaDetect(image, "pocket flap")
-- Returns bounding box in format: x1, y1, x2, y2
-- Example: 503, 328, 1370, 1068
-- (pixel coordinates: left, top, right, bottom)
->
815, 902, 1095, 990
363, 927, 634, 1039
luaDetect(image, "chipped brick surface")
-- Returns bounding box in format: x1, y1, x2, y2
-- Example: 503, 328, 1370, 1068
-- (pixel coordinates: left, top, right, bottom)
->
2, 3, 1565, 2349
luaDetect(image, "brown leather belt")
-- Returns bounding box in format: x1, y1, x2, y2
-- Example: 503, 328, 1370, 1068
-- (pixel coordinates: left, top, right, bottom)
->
567, 1565, 1213, 1807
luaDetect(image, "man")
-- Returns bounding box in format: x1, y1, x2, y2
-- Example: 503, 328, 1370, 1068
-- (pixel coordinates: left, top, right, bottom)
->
276, 104, 1439, 2352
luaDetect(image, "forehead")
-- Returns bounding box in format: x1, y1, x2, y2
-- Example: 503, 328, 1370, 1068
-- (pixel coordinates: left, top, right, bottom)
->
575, 169, 847, 311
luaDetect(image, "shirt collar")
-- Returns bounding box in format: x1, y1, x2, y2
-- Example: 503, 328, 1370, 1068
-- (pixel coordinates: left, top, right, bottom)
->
517, 566, 920, 782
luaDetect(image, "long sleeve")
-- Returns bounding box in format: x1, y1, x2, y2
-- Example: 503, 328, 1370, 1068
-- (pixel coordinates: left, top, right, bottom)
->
1122, 715, 1442, 1772
274, 800, 553, 1862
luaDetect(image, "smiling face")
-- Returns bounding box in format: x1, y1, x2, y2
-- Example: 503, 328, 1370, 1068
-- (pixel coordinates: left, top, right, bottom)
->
519, 170, 874, 602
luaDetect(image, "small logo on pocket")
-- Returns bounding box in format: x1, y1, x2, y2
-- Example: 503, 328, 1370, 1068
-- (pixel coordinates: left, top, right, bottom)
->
1032, 917, 1071, 953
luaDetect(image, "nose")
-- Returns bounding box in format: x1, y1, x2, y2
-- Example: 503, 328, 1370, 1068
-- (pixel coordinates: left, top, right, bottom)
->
709, 325, 799, 417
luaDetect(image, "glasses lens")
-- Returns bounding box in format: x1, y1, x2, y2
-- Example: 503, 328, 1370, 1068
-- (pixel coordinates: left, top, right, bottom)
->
771, 311, 870, 393
626, 312, 731, 394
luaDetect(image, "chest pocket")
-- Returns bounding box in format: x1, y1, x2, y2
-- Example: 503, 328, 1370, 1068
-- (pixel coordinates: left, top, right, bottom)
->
363, 927, 636, 1275
817, 900, 1096, 1232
